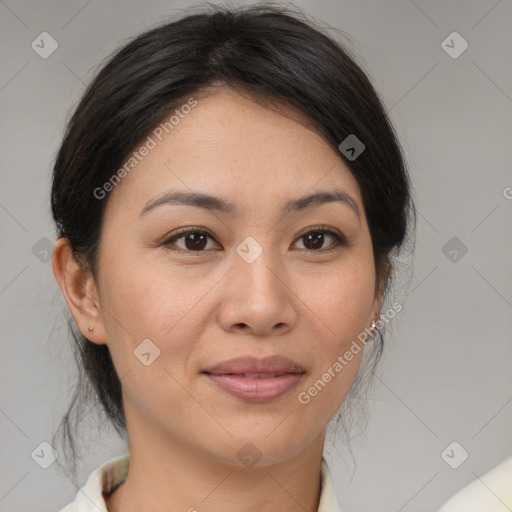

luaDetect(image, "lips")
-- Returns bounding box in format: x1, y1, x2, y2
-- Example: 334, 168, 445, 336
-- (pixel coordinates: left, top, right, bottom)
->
203, 355, 305, 376
202, 355, 305, 402
237, 373, 286, 378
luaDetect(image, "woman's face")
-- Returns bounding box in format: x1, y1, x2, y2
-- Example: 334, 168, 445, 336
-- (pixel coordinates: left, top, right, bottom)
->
92, 87, 383, 466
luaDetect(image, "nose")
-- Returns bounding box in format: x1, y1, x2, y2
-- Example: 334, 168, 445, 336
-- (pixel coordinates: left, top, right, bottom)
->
217, 246, 298, 337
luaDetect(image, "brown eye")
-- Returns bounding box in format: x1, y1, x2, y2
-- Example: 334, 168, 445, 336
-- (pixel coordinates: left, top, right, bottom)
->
162, 229, 219, 252
181, 232, 208, 251
293, 228, 347, 252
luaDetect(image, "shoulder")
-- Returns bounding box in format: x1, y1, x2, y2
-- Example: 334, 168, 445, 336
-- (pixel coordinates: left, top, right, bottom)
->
437, 456, 512, 512
58, 504, 77, 512
57, 453, 129, 512
318, 458, 344, 512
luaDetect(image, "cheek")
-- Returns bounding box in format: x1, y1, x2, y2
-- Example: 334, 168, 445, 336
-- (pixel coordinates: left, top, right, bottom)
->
295, 271, 371, 419
99, 251, 200, 340
97, 256, 200, 415
294, 260, 375, 405
299, 260, 376, 345
299, 350, 363, 413
97, 248, 222, 394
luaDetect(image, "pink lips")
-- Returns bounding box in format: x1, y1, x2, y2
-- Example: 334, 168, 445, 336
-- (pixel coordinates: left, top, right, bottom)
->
202, 355, 305, 403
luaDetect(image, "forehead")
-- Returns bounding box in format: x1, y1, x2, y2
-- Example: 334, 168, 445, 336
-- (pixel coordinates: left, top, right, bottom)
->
104, 87, 363, 217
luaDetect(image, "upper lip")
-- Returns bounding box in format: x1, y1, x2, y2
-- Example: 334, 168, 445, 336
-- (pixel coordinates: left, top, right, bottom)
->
203, 355, 305, 375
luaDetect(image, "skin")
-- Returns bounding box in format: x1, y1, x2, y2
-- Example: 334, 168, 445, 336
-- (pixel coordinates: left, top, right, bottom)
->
53, 86, 386, 512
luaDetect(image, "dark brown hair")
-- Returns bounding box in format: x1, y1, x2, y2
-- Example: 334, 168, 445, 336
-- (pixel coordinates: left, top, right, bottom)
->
51, 1, 415, 479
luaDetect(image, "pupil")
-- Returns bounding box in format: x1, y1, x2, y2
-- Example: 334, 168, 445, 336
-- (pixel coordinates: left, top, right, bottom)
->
186, 233, 207, 250
305, 232, 323, 250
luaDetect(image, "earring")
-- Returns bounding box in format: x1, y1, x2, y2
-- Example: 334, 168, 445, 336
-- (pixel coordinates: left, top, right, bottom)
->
88, 326, 94, 334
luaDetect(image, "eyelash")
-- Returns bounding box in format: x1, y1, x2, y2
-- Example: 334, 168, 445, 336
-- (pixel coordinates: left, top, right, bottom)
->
161, 225, 348, 254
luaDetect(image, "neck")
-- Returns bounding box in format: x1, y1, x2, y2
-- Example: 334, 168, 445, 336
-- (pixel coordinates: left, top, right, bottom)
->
105, 415, 325, 512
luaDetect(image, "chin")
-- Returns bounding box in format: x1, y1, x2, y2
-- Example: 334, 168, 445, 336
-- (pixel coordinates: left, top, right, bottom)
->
203, 427, 318, 469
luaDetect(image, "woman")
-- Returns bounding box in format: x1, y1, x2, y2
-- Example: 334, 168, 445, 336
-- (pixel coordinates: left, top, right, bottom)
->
51, 3, 415, 511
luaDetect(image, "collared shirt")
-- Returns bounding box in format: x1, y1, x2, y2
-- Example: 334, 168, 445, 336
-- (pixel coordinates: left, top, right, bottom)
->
437, 456, 512, 512
58, 453, 343, 512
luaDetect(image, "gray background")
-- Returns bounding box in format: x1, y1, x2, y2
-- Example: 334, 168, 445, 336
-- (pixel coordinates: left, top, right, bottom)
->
1, 0, 511, 511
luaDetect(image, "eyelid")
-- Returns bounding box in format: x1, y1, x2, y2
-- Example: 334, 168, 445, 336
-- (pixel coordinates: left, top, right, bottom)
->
294, 225, 346, 242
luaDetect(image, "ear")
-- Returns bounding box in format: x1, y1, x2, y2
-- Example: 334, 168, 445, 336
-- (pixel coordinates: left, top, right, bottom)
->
371, 259, 390, 322
52, 238, 107, 345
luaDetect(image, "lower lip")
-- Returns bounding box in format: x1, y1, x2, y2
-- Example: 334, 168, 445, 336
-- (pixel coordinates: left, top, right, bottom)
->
203, 373, 304, 402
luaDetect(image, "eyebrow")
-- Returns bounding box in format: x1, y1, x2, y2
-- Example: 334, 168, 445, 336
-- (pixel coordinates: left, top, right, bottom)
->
140, 189, 361, 220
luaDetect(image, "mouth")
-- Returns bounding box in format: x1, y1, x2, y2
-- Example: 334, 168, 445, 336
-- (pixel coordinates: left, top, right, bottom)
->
203, 354, 305, 375
202, 355, 305, 402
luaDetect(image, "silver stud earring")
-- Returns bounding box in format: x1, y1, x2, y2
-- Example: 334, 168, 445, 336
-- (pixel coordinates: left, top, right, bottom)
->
88, 326, 94, 334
